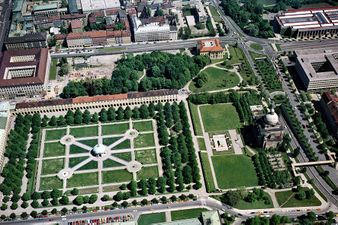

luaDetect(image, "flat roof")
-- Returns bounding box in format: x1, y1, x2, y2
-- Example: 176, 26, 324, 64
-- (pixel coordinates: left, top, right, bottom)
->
80, 0, 120, 12
295, 48, 338, 81
276, 7, 338, 30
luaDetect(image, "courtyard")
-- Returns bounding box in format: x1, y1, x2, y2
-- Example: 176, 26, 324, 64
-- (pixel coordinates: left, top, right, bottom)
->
36, 119, 161, 193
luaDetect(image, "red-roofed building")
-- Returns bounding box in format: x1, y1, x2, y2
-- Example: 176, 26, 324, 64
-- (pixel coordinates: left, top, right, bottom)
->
321, 92, 338, 139
198, 39, 225, 59
71, 20, 83, 32
0, 48, 50, 99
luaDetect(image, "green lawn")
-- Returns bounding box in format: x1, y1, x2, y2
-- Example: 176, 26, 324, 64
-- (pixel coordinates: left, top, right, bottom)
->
111, 139, 131, 150
276, 189, 321, 208
188, 102, 203, 136
114, 152, 131, 161
137, 166, 158, 180
133, 121, 153, 132
102, 169, 133, 184
71, 126, 98, 138
200, 104, 241, 132
44, 142, 65, 157
49, 58, 57, 80
69, 157, 87, 168
200, 152, 216, 192
190, 67, 240, 93
197, 138, 206, 150
171, 208, 208, 221
212, 155, 258, 189
78, 160, 98, 170
42, 158, 64, 175
250, 43, 263, 51
103, 159, 124, 168
236, 192, 273, 209
77, 139, 98, 147
70, 145, 89, 154
135, 149, 157, 164
209, 5, 222, 22
138, 213, 165, 225
102, 123, 129, 135
134, 133, 155, 148
40, 176, 63, 190
67, 172, 98, 187
45, 129, 67, 141
103, 137, 122, 146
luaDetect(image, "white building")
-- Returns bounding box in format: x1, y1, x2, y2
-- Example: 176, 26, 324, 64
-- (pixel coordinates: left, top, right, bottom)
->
80, 0, 120, 12
131, 15, 177, 42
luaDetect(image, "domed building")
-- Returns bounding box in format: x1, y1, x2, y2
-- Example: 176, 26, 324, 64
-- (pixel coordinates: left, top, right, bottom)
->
91, 144, 106, 156
257, 108, 284, 149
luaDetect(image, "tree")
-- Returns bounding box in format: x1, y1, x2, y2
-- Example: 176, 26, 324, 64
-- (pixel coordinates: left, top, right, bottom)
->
30, 211, 37, 218
129, 180, 137, 197
71, 188, 79, 195
51, 189, 62, 199
21, 212, 28, 219
107, 107, 116, 121
83, 110, 91, 124
51, 197, 59, 206
222, 191, 241, 206
21, 201, 28, 208
89, 194, 98, 204
138, 179, 148, 196
101, 195, 110, 201
74, 109, 83, 124
41, 115, 49, 127
296, 190, 306, 200
0, 204, 7, 211
141, 199, 148, 206
60, 195, 69, 205
31, 200, 39, 208
41, 210, 48, 215
139, 105, 149, 119
61, 207, 68, 215
9, 213, 16, 220
57, 115, 66, 126
22, 193, 30, 201
157, 177, 166, 193
41, 191, 51, 199
51, 208, 58, 214
183, 165, 192, 184
73, 196, 84, 205
72, 207, 78, 212
91, 112, 99, 123
49, 116, 57, 126
42, 198, 49, 207
99, 109, 108, 122
305, 189, 315, 199
147, 178, 156, 195
124, 106, 132, 119
114, 192, 124, 201
121, 201, 128, 208
132, 107, 140, 119
65, 110, 74, 125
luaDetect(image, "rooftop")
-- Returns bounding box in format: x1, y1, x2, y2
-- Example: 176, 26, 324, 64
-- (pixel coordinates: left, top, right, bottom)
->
71, 20, 83, 29
198, 39, 224, 52
80, 0, 120, 12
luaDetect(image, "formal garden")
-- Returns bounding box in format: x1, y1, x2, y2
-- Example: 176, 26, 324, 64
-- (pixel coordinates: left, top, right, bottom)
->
0, 102, 201, 217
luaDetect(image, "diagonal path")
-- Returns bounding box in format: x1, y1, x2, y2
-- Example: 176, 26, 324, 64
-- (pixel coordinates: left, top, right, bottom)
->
108, 136, 127, 149
71, 157, 93, 171
108, 155, 129, 166
72, 141, 93, 151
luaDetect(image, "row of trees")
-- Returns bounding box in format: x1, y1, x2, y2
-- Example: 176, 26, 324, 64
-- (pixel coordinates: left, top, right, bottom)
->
252, 152, 291, 188
0, 115, 31, 196
221, 0, 274, 38
221, 188, 271, 207
230, 92, 253, 125
279, 98, 318, 161
62, 52, 210, 98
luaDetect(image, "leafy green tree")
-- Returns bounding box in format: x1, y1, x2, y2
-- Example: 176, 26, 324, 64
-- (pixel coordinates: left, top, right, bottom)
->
107, 107, 116, 121
60, 195, 69, 205
83, 110, 91, 124
89, 194, 98, 204
91, 112, 99, 123
66, 110, 74, 125
71, 188, 79, 195
222, 190, 241, 206
74, 109, 83, 124
49, 116, 57, 126
73, 196, 84, 205
99, 109, 108, 122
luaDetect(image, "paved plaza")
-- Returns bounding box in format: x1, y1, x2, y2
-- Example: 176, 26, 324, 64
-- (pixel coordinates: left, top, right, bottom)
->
35, 119, 162, 194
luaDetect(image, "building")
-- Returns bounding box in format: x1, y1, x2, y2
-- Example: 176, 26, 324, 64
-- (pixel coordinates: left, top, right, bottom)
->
130, 15, 177, 42
0, 102, 10, 169
66, 30, 131, 47
198, 39, 225, 59
320, 92, 338, 139
14, 89, 180, 114
80, 0, 120, 13
0, 48, 51, 99
71, 20, 83, 32
275, 7, 338, 39
257, 108, 284, 149
201, 211, 221, 225
5, 33, 47, 49
294, 48, 338, 90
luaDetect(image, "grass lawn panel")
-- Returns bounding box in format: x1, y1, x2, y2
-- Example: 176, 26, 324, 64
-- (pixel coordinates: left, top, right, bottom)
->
138, 213, 165, 225
103, 159, 124, 168
276, 190, 321, 208
45, 129, 67, 141
67, 172, 98, 187
77, 139, 98, 147
212, 155, 258, 189
135, 149, 157, 164
250, 43, 263, 51
103, 137, 122, 146
44, 142, 65, 157
198, 138, 206, 150
102, 169, 133, 183
133, 121, 153, 132
190, 67, 240, 93
42, 158, 64, 175
71, 126, 98, 138
188, 102, 203, 136
70, 145, 89, 154
200, 104, 241, 132
78, 160, 98, 170
137, 166, 158, 180
235, 192, 273, 209
69, 157, 88, 168
114, 152, 131, 161
102, 123, 129, 135
200, 152, 216, 192
49, 58, 57, 80
40, 176, 63, 190
134, 133, 155, 148
112, 139, 131, 150
171, 208, 208, 221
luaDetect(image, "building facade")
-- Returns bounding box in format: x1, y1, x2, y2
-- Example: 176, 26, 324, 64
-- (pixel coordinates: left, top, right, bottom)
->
5, 33, 47, 49
295, 48, 338, 90
198, 39, 226, 59
320, 92, 338, 139
275, 7, 338, 39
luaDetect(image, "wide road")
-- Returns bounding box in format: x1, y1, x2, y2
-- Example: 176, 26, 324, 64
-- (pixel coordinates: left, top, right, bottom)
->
280, 39, 338, 52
